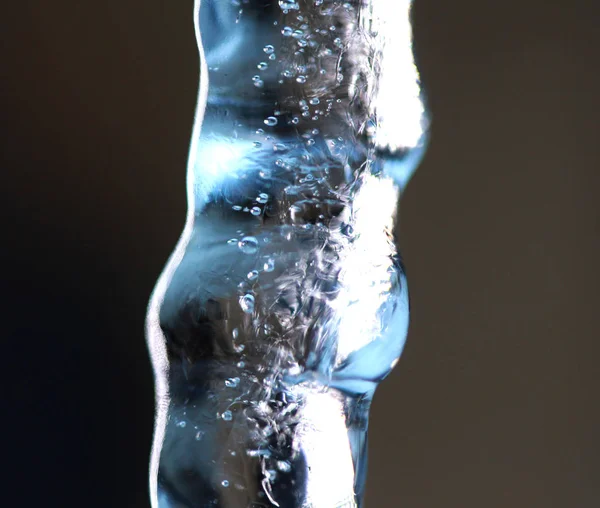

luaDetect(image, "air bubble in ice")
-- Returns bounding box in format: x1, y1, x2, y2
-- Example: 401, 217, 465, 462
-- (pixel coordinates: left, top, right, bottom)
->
238, 237, 259, 254
277, 460, 291, 473
239, 294, 255, 313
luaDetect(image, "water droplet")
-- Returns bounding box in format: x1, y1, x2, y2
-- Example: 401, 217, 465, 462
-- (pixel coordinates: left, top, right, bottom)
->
296, 75, 307, 84
269, 53, 277, 61
254, 79, 264, 88
250, 206, 262, 216
234, 344, 246, 353
309, 98, 320, 105
177, 421, 187, 428
225, 377, 240, 388
263, 258, 275, 272
283, 70, 293, 78
263, 44, 275, 54
239, 294, 255, 313
302, 111, 310, 117
227, 238, 238, 244
247, 270, 259, 281
311, 128, 320, 135
237, 361, 246, 368
253, 141, 262, 148
306, 139, 315, 146
238, 236, 259, 254
281, 26, 293, 37
232, 205, 242, 211
256, 128, 265, 135
222, 411, 233, 422
232, 328, 239, 340
222, 480, 230, 487
292, 29, 304, 39
291, 117, 299, 124
297, 39, 308, 48
195, 431, 204, 441
264, 116, 278, 127
257, 62, 268, 71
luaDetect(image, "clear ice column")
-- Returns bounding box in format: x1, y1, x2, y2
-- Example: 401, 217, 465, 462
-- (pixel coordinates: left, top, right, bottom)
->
146, 1, 428, 506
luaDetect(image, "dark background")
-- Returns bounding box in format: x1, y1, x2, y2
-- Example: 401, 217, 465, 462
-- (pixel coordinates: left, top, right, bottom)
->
2, 1, 599, 507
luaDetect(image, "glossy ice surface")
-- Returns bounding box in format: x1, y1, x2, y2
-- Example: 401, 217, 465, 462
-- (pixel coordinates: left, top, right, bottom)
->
146, 1, 427, 506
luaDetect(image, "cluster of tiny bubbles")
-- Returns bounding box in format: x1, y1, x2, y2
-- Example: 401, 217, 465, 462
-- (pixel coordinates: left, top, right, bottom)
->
222, 410, 233, 422
225, 377, 241, 388
239, 294, 255, 313
264, 116, 278, 127
279, 0, 299, 11
238, 236, 259, 254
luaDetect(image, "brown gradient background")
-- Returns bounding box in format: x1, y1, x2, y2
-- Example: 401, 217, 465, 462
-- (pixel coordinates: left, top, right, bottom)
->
2, 1, 599, 507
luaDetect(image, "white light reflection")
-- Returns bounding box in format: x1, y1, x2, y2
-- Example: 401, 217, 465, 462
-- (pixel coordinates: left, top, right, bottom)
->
329, 174, 405, 365
292, 386, 357, 507
363, 0, 426, 152
190, 137, 253, 208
